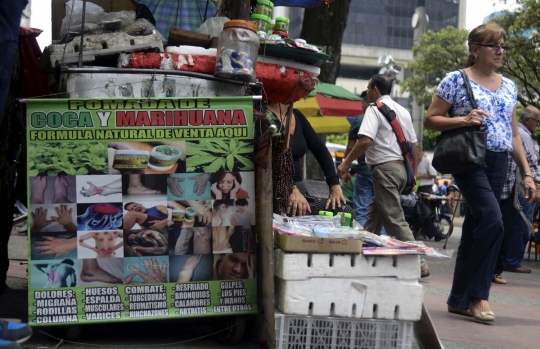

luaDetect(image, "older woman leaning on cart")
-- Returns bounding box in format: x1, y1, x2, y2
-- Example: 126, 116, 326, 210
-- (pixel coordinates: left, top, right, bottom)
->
424, 23, 536, 322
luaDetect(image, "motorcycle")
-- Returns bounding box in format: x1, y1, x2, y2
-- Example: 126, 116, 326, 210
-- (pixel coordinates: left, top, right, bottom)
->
404, 192, 452, 241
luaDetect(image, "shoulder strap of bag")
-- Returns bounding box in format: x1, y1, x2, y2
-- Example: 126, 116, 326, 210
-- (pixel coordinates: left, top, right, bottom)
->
514, 168, 536, 235
374, 101, 413, 164
459, 69, 478, 110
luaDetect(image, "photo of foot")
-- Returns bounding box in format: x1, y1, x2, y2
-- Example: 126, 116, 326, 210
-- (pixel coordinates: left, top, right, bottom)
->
30, 204, 77, 233
167, 173, 211, 200
31, 232, 77, 260
79, 258, 124, 286
122, 174, 168, 203
77, 231, 124, 259
31, 259, 79, 289
108, 142, 186, 175
30, 176, 76, 204
77, 203, 123, 231
170, 254, 213, 283
124, 256, 169, 284
76, 175, 122, 203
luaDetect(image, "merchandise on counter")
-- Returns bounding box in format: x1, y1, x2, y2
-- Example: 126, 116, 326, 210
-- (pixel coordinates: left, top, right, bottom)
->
214, 20, 259, 82
274, 16, 290, 33
273, 30, 289, 39
255, 0, 275, 17
362, 247, 426, 256
250, 14, 272, 32
269, 19, 276, 34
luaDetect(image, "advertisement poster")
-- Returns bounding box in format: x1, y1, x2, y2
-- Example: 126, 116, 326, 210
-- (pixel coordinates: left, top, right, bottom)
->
26, 97, 257, 325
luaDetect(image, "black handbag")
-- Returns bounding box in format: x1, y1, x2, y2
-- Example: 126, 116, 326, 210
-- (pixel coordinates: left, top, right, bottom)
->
432, 70, 487, 174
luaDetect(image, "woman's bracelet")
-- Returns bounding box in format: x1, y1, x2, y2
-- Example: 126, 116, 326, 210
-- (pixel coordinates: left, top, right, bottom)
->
523, 172, 534, 180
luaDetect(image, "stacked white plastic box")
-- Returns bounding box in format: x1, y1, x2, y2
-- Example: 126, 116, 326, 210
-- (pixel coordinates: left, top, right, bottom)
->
274, 249, 423, 349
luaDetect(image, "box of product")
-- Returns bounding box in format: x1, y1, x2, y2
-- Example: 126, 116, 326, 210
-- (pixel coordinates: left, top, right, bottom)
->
274, 231, 363, 253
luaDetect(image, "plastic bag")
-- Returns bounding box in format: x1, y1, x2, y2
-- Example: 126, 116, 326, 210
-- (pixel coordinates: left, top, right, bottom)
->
101, 10, 136, 30
196, 17, 230, 37
61, 0, 105, 37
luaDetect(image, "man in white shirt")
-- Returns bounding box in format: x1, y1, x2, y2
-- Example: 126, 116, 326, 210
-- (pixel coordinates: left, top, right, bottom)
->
416, 150, 437, 194
337, 74, 429, 278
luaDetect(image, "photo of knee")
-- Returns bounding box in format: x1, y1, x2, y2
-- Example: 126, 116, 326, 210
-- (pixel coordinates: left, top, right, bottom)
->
171, 227, 212, 255
124, 229, 169, 257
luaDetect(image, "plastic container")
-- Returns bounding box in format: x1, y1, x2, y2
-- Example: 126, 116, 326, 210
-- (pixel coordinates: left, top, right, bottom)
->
172, 209, 185, 222
268, 19, 275, 34
275, 312, 414, 349
273, 30, 288, 38
255, 0, 274, 17
215, 20, 260, 82
274, 16, 289, 33
112, 150, 149, 171
184, 207, 197, 222
250, 14, 271, 32
148, 145, 182, 171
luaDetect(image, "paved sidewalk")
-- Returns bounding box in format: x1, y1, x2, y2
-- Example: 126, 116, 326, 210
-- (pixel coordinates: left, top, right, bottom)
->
419, 225, 540, 349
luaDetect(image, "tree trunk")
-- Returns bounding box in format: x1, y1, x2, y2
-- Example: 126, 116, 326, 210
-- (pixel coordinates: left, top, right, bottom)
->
299, 0, 352, 83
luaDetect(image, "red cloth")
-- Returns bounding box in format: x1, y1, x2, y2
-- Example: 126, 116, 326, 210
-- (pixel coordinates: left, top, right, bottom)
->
18, 27, 49, 98
315, 93, 364, 116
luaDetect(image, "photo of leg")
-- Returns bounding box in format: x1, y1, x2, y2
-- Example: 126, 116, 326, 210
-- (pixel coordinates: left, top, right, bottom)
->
31, 259, 79, 288
30, 176, 76, 204
77, 231, 124, 259
79, 258, 124, 286
171, 227, 212, 255
77, 203, 123, 231
124, 256, 169, 284
169, 255, 213, 283
122, 174, 168, 203
124, 229, 169, 257
31, 232, 77, 260
76, 175, 122, 203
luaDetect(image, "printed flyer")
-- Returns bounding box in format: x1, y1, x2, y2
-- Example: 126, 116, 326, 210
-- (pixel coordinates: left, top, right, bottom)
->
26, 97, 257, 325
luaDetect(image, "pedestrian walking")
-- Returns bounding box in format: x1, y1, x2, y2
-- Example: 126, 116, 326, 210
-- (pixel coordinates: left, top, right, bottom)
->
425, 23, 536, 322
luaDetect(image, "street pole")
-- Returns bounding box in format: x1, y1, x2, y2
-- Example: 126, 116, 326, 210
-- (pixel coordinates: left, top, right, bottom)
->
411, 0, 428, 148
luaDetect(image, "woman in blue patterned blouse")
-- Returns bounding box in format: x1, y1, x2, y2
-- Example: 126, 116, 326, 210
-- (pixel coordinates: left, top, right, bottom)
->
424, 23, 536, 322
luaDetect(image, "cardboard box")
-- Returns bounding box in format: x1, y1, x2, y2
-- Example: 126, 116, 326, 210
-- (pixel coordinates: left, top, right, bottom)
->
274, 231, 363, 253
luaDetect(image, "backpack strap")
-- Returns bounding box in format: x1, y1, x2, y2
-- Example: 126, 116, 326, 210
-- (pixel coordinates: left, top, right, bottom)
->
374, 101, 413, 163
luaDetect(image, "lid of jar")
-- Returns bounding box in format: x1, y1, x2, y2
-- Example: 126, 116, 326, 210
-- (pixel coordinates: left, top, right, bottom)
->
275, 16, 290, 23
257, 0, 274, 8
250, 14, 271, 22
224, 20, 258, 33
273, 30, 289, 38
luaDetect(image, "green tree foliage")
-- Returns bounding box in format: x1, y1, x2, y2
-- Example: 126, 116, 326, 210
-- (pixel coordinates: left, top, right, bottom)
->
490, 0, 540, 108
399, 26, 470, 106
